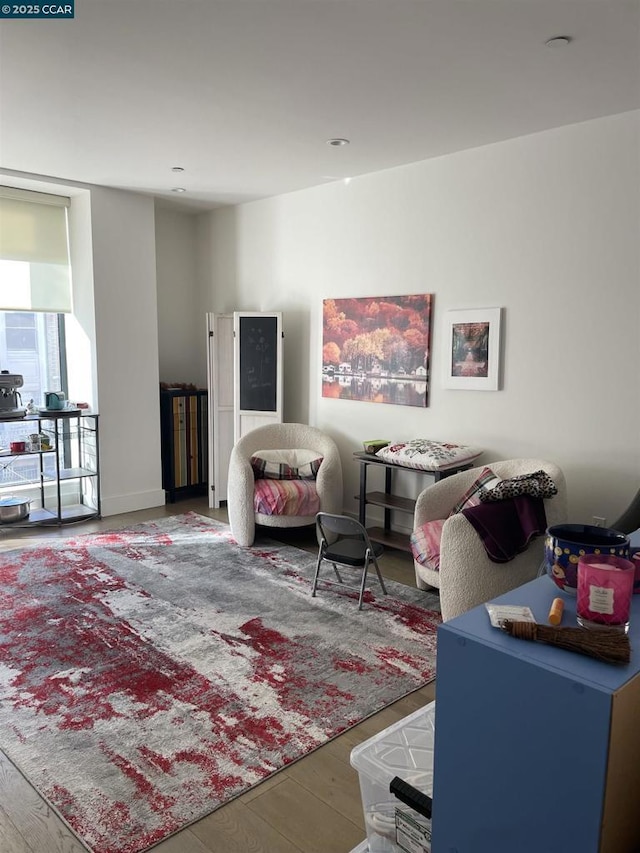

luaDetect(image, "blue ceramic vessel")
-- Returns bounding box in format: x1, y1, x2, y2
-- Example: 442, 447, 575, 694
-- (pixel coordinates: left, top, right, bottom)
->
545, 523, 629, 593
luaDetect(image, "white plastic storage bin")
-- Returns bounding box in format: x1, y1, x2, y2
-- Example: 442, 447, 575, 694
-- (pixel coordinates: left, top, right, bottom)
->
350, 701, 435, 853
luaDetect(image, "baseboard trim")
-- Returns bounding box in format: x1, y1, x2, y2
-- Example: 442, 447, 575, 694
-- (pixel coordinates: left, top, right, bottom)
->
101, 489, 167, 517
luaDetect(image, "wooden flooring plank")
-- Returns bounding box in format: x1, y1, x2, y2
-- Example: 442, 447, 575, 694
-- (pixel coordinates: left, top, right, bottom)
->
190, 798, 302, 853
322, 707, 410, 763
391, 683, 436, 714
341, 703, 412, 744
285, 748, 365, 829
0, 752, 87, 853
247, 776, 363, 853
0, 805, 34, 853
147, 827, 211, 853
238, 767, 291, 804
323, 731, 362, 766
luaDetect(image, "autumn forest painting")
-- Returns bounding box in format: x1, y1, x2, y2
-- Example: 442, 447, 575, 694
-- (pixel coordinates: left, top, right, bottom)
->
322, 294, 433, 407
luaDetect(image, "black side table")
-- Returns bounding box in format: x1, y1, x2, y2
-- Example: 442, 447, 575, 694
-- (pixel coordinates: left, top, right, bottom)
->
353, 452, 471, 552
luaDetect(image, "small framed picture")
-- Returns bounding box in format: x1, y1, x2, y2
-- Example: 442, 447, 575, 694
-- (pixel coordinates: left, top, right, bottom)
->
443, 307, 502, 390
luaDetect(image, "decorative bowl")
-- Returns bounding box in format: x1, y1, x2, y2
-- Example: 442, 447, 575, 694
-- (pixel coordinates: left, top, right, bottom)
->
545, 523, 630, 593
363, 439, 389, 455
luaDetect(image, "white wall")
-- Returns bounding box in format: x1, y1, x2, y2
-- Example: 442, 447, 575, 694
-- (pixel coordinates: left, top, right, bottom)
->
200, 111, 640, 527
90, 187, 165, 515
155, 205, 207, 388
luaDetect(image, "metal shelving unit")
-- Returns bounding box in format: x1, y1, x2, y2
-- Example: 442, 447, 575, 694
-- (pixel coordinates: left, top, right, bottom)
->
0, 411, 100, 525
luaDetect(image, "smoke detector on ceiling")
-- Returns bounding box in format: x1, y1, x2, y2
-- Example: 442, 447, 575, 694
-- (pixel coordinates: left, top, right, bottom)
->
545, 36, 572, 48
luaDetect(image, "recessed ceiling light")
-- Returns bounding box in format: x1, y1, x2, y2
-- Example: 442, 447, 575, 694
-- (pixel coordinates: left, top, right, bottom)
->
545, 35, 572, 48
171, 187, 186, 193
171, 166, 185, 173
326, 138, 350, 147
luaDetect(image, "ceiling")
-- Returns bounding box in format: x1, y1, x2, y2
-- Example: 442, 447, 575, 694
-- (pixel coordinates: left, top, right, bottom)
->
1, 0, 638, 211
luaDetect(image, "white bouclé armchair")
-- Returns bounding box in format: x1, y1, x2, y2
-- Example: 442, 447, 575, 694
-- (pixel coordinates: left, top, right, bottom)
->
413, 458, 568, 621
227, 423, 343, 547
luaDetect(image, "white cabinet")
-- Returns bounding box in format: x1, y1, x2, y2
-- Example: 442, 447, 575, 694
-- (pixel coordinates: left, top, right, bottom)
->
206, 312, 283, 508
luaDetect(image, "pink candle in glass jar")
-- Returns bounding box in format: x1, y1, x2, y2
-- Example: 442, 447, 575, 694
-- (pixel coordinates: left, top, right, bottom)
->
632, 552, 640, 594
576, 553, 635, 633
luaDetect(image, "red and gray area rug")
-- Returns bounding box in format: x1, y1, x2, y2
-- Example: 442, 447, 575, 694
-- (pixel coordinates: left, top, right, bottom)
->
0, 512, 440, 853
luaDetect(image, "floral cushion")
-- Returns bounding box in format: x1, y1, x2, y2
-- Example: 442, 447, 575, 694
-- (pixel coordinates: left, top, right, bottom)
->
479, 470, 558, 502
253, 479, 320, 516
376, 439, 482, 472
449, 467, 502, 515
410, 519, 446, 571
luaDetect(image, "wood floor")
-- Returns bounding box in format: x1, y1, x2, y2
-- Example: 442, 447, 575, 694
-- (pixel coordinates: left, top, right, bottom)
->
0, 498, 438, 853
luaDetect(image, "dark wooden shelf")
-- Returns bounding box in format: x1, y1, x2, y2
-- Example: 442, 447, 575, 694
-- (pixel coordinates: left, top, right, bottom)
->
354, 451, 471, 553
366, 526, 413, 553
361, 491, 416, 514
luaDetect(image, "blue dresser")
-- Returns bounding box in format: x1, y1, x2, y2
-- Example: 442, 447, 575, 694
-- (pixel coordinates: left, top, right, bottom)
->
432, 575, 640, 853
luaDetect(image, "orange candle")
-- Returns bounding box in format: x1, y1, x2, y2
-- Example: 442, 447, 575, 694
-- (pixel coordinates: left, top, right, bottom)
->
548, 598, 564, 626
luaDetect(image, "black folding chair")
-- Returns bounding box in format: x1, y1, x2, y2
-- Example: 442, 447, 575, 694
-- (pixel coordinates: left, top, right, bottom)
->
312, 512, 388, 610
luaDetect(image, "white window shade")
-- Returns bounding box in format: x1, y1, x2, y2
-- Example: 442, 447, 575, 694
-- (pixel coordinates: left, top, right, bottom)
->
0, 187, 72, 313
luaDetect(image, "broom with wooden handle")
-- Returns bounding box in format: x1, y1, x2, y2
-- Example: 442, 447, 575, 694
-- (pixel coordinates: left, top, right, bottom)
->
501, 620, 631, 665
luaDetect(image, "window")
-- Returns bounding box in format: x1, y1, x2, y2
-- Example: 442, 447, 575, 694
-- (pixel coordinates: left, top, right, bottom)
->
0, 310, 67, 451
1, 310, 65, 405
0, 185, 71, 475
6, 312, 37, 350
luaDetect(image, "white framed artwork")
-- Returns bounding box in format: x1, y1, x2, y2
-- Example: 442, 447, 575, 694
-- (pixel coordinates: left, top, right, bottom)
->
443, 307, 502, 391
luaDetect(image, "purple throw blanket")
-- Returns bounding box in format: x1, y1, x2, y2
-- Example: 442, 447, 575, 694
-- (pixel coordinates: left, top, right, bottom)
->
461, 496, 547, 563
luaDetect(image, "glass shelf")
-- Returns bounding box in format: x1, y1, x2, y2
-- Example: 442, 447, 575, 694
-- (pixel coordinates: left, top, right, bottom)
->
0, 412, 100, 526
0, 448, 56, 458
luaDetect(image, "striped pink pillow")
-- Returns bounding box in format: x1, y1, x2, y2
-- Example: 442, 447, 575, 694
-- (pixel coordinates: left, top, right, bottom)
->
410, 519, 445, 571
254, 479, 320, 517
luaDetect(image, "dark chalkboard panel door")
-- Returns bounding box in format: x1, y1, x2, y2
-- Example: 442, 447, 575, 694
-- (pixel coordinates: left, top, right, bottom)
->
233, 312, 283, 441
